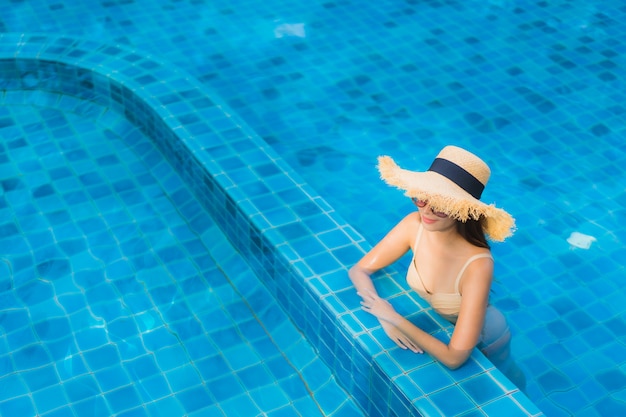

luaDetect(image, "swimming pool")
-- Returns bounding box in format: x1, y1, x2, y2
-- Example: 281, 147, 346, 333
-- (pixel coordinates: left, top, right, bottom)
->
0, 57, 364, 416
2, 0, 625, 416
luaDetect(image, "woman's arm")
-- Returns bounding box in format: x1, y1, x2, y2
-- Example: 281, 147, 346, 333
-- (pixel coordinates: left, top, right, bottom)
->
349, 213, 422, 352
348, 212, 417, 294
361, 257, 493, 369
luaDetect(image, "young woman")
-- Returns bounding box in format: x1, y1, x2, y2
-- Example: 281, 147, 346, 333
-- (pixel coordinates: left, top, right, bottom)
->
349, 145, 525, 388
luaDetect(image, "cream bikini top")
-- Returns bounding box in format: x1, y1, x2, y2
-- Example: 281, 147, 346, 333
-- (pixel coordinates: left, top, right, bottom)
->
406, 224, 493, 323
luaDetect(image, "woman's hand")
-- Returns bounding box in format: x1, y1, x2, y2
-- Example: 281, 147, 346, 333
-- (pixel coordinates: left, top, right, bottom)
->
359, 290, 423, 353
380, 321, 423, 353
359, 289, 399, 322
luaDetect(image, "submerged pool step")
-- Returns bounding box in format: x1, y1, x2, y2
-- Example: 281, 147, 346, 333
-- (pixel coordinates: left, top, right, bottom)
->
0, 82, 363, 417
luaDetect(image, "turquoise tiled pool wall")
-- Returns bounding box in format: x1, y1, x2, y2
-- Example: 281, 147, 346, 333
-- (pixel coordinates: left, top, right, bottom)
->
0, 35, 382, 416
0, 34, 364, 416
4, 1, 625, 415
0, 35, 542, 416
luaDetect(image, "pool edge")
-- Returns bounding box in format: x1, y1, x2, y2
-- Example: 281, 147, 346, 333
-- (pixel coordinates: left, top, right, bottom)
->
0, 33, 543, 417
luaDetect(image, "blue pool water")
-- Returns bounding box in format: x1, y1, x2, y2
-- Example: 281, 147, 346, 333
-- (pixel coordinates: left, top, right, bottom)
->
1, 0, 625, 416
0, 96, 360, 416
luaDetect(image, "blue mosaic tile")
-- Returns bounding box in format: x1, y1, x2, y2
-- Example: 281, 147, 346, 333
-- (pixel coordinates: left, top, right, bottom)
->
8, 0, 626, 415
0, 48, 362, 417
430, 385, 477, 416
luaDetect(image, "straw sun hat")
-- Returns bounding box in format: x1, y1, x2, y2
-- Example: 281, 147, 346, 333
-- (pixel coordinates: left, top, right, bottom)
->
377, 145, 515, 241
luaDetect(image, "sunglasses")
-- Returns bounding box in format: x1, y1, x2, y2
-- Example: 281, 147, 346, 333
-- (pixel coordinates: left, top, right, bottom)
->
411, 198, 448, 218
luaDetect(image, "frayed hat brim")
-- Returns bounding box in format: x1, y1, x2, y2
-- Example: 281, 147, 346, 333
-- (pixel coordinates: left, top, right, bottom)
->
378, 155, 515, 241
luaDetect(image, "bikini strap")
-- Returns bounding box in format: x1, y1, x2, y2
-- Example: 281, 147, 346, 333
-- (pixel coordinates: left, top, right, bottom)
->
412, 222, 424, 253
411, 223, 432, 294
454, 253, 493, 294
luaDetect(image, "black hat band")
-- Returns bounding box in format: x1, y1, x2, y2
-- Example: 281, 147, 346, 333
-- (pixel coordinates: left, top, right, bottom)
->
428, 158, 485, 199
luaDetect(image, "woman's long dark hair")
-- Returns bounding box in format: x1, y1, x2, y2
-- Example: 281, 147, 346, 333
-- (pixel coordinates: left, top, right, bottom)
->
456, 217, 490, 249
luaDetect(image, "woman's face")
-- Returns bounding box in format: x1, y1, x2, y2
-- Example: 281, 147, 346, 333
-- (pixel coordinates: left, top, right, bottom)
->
412, 198, 457, 231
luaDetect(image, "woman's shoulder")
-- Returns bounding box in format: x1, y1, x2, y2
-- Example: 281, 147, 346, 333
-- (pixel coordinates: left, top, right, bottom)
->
398, 211, 422, 232
460, 245, 494, 279
463, 244, 493, 260
454, 236, 492, 265
457, 245, 493, 294
395, 212, 421, 249
401, 211, 421, 224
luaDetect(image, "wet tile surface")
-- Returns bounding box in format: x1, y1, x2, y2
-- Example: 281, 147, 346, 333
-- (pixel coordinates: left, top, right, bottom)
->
0, 95, 361, 416
2, 1, 626, 416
